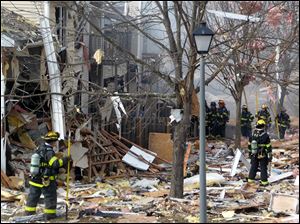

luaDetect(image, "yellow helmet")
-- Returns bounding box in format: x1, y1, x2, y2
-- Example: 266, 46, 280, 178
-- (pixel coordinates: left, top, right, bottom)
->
43, 131, 60, 141
256, 119, 266, 126
261, 104, 268, 109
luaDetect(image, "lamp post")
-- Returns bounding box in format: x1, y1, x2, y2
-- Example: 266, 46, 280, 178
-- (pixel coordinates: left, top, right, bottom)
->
193, 22, 214, 223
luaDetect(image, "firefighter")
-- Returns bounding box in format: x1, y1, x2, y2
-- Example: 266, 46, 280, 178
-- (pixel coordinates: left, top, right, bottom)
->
275, 107, 291, 140
255, 104, 272, 131
207, 101, 219, 137
25, 131, 71, 220
247, 120, 272, 186
241, 105, 254, 138
217, 100, 229, 138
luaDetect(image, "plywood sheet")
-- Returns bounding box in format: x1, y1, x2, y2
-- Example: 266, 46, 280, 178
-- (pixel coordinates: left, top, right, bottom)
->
122, 146, 156, 171
148, 133, 173, 164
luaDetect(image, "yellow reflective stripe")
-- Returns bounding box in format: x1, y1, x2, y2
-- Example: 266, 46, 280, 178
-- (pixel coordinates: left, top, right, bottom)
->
265, 143, 271, 148
49, 156, 58, 166
44, 209, 56, 214
260, 180, 269, 185
258, 144, 265, 147
29, 181, 44, 188
25, 206, 36, 212
49, 176, 57, 180
248, 179, 255, 183
58, 159, 63, 167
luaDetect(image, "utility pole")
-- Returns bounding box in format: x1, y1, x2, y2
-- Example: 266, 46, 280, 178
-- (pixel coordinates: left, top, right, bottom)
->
40, 1, 65, 139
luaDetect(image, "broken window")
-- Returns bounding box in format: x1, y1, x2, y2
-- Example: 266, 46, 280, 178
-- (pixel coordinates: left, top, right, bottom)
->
55, 6, 67, 47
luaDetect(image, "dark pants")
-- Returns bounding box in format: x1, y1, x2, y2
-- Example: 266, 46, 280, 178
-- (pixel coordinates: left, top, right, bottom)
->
218, 125, 226, 137
75, 167, 83, 181
210, 122, 219, 137
279, 126, 286, 139
241, 126, 252, 138
25, 180, 57, 219
248, 156, 269, 182
205, 125, 209, 136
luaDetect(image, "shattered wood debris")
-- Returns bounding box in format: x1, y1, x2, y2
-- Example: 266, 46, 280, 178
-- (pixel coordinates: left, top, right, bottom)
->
2, 114, 299, 223
64, 115, 169, 181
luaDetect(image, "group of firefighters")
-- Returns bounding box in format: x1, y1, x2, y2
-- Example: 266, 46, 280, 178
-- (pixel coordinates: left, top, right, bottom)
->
24, 102, 291, 220
241, 103, 291, 140
205, 99, 230, 138
205, 100, 291, 141
240, 103, 291, 187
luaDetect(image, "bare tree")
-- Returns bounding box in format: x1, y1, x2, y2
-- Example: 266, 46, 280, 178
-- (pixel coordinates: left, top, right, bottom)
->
206, 1, 299, 147
68, 1, 211, 198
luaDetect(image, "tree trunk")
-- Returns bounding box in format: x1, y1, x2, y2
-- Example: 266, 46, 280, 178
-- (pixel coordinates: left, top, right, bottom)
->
170, 75, 193, 198
234, 90, 243, 149
170, 121, 186, 198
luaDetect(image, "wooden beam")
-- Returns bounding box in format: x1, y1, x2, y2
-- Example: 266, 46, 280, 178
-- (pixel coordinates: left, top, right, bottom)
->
92, 159, 121, 165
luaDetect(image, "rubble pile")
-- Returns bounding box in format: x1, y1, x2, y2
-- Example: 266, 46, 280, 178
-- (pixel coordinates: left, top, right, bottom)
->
1, 110, 299, 223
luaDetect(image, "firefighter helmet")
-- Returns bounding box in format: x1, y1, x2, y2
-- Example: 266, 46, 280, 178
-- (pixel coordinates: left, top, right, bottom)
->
218, 99, 225, 105
43, 131, 60, 141
242, 105, 248, 110
262, 104, 268, 109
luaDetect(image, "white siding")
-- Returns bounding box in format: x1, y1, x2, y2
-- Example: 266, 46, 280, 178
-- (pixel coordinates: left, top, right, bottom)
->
1, 1, 43, 25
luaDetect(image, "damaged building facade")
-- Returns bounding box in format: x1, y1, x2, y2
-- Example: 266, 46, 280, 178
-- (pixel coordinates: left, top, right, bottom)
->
1, 1, 174, 175
1, 1, 98, 173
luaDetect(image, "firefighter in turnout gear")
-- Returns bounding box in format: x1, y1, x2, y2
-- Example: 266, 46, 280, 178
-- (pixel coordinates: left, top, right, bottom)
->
217, 100, 229, 138
255, 104, 271, 131
275, 107, 291, 140
25, 131, 71, 220
247, 120, 272, 186
207, 101, 219, 137
241, 105, 254, 138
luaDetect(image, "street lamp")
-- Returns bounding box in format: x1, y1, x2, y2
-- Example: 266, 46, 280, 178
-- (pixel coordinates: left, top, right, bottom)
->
192, 22, 214, 223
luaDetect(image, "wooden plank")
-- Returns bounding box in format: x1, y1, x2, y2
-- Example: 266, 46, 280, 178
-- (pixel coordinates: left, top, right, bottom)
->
99, 155, 108, 176
92, 166, 99, 177
268, 172, 294, 183
92, 159, 121, 165
183, 143, 192, 177
148, 132, 173, 164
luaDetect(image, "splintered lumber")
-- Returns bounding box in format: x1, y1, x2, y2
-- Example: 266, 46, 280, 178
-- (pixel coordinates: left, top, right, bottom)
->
102, 130, 162, 171
110, 131, 172, 164
1, 170, 12, 189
